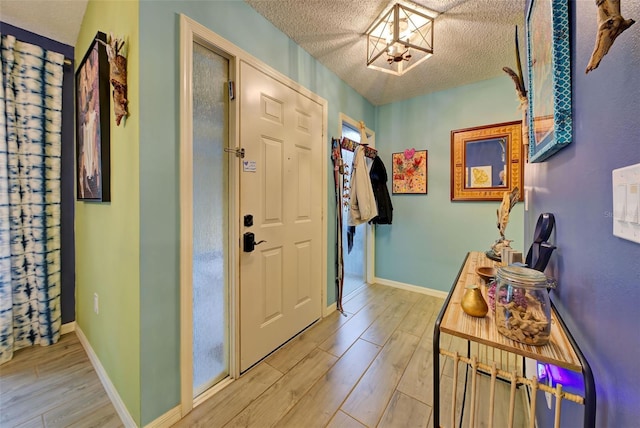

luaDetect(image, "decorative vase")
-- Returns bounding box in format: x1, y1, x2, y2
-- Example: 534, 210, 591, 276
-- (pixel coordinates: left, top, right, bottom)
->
461, 285, 488, 318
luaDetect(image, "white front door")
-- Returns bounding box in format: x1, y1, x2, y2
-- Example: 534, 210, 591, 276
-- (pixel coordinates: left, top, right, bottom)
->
239, 61, 323, 372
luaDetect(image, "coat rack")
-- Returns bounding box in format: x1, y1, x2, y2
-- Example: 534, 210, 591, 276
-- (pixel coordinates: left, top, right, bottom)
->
336, 120, 377, 159
339, 137, 377, 159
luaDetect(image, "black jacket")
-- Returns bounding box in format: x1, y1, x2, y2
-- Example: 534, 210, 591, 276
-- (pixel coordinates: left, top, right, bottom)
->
369, 156, 393, 225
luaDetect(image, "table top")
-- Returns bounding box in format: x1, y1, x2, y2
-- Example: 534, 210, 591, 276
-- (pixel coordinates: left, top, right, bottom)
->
439, 251, 582, 372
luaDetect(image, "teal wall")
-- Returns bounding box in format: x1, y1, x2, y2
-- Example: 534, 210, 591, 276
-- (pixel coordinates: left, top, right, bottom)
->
138, 2, 524, 423
138, 0, 374, 424
375, 77, 524, 291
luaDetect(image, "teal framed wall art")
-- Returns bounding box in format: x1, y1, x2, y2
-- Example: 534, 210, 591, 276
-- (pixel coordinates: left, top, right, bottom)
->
526, 0, 572, 163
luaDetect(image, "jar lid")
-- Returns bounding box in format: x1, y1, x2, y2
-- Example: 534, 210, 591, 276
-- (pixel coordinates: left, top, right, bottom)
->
496, 265, 550, 288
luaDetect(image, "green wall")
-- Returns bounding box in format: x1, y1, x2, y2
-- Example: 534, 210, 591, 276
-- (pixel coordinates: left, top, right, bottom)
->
375, 76, 524, 291
75, 1, 141, 424
138, 1, 374, 424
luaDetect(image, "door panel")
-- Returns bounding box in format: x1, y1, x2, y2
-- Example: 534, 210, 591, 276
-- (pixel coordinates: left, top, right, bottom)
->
239, 62, 322, 371
294, 241, 312, 306
263, 137, 283, 223
262, 94, 284, 124
295, 147, 312, 218
262, 247, 283, 325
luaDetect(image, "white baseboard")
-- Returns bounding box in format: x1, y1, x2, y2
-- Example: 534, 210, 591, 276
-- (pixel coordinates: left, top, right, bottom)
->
75, 326, 137, 428
373, 277, 448, 299
61, 321, 76, 335
325, 280, 440, 315
144, 405, 181, 428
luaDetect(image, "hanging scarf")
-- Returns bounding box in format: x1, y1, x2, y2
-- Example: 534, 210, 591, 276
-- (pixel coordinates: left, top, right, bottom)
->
331, 139, 345, 313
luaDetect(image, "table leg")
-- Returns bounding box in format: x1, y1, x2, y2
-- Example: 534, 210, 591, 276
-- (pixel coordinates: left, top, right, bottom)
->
433, 326, 441, 427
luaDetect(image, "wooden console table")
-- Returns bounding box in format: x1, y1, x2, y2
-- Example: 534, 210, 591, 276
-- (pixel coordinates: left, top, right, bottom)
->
432, 252, 595, 427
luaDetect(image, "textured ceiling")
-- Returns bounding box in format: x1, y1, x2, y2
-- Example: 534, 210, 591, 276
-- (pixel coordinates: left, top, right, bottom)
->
0, 0, 524, 105
0, 0, 88, 47
246, 0, 525, 105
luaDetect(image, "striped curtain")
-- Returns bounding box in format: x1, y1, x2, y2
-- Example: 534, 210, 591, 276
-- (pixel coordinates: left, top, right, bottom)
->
0, 34, 64, 364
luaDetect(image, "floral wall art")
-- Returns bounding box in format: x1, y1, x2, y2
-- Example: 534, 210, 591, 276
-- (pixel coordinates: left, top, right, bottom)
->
392, 149, 428, 194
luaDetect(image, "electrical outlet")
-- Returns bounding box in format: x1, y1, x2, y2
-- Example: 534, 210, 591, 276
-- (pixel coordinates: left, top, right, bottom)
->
94, 293, 99, 314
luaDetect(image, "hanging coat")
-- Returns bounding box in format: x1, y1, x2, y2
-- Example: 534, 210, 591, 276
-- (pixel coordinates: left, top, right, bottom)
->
347, 146, 377, 226
369, 156, 393, 225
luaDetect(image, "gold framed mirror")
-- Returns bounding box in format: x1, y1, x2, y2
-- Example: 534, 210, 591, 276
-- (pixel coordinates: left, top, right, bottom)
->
451, 121, 524, 201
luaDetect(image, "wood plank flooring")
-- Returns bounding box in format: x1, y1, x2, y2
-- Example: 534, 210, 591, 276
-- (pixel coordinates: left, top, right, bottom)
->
0, 333, 122, 428
175, 283, 529, 428
0, 283, 529, 428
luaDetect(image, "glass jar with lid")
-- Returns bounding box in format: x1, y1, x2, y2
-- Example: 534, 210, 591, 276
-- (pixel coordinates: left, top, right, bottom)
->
495, 266, 556, 346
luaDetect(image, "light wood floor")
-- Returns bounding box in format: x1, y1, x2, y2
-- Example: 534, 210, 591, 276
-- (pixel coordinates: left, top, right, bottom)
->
0, 332, 122, 428
175, 283, 528, 427
0, 283, 528, 428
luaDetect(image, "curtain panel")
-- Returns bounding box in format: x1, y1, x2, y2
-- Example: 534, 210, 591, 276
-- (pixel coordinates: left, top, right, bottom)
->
0, 34, 64, 364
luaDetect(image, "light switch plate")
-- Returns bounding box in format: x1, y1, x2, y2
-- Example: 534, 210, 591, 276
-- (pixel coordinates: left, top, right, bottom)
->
612, 163, 640, 244
626, 183, 639, 223
614, 184, 626, 220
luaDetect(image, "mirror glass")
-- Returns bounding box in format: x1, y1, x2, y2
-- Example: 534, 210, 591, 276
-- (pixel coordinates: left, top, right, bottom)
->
451, 121, 523, 201
464, 137, 508, 189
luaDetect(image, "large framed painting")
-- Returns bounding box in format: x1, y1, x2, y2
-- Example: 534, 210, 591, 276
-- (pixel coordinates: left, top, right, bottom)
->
451, 121, 524, 202
526, 0, 572, 163
76, 31, 110, 201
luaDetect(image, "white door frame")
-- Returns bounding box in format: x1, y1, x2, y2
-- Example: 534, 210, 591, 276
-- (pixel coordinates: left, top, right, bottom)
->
338, 113, 376, 285
178, 15, 239, 414
178, 14, 328, 417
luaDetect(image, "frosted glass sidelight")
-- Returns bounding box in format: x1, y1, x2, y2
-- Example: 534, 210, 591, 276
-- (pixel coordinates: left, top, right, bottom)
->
192, 42, 229, 396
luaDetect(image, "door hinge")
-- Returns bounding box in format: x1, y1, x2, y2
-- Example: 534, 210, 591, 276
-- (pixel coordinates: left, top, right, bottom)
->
228, 81, 235, 100
224, 147, 245, 158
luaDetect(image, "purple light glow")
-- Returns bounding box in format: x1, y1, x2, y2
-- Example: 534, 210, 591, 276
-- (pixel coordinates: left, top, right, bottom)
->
537, 362, 585, 395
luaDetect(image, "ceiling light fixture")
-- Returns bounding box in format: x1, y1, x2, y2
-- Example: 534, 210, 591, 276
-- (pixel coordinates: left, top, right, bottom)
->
365, 2, 435, 76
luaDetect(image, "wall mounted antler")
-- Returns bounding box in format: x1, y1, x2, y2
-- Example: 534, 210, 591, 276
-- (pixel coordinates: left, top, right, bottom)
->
586, 0, 635, 73
97, 33, 129, 125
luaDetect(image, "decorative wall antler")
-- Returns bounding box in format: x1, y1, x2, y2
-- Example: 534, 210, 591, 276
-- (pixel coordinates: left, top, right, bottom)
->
97, 33, 129, 125
586, 0, 635, 73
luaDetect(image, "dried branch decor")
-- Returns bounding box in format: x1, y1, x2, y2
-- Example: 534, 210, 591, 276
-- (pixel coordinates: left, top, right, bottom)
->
502, 26, 529, 160
586, 0, 635, 73
97, 33, 129, 125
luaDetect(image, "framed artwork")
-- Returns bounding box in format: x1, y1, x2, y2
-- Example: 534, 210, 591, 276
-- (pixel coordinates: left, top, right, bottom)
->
451, 121, 524, 201
392, 149, 427, 194
526, 0, 572, 163
76, 31, 110, 201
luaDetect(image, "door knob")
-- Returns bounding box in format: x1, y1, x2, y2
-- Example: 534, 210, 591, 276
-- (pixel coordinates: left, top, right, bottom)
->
243, 232, 267, 252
